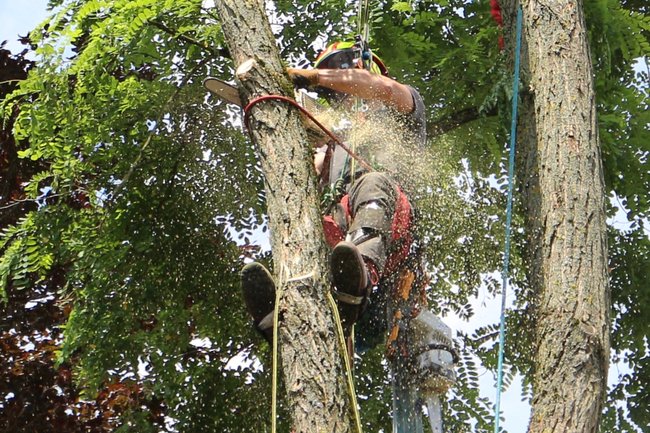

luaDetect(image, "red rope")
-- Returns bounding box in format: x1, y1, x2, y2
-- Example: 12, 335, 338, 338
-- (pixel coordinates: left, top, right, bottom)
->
490, 0, 503, 26
490, 0, 505, 50
243, 94, 374, 172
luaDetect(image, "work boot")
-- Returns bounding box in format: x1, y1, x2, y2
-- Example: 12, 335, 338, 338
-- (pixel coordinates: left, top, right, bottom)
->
240, 262, 276, 343
330, 241, 379, 333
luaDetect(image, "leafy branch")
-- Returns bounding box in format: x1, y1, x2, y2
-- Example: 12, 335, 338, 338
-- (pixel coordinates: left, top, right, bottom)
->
428, 104, 498, 138
149, 19, 228, 59
107, 57, 208, 206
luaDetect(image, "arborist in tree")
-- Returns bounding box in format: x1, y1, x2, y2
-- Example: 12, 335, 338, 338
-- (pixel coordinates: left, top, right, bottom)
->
241, 40, 427, 344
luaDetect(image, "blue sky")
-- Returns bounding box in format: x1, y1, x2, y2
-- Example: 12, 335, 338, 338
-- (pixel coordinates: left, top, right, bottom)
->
0, 0, 50, 52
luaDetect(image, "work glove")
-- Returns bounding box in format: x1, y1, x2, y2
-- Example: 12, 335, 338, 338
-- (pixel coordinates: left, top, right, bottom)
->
287, 68, 319, 90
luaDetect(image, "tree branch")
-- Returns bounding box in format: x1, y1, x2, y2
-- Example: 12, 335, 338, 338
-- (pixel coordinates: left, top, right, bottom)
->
428, 105, 498, 138
149, 19, 229, 59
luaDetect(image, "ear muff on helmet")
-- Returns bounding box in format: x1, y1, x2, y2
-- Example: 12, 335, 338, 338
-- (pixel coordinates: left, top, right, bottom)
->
314, 41, 388, 76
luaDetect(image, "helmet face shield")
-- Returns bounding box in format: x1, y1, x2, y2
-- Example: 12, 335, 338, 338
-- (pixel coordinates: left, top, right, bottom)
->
314, 41, 389, 76
316, 49, 360, 70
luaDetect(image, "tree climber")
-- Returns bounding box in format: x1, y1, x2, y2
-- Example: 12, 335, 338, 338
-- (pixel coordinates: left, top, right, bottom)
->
241, 40, 427, 344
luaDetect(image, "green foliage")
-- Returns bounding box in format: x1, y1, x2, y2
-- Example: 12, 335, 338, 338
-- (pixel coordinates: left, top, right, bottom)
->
587, 0, 650, 221
601, 224, 650, 432
0, 213, 56, 296
584, 3, 649, 430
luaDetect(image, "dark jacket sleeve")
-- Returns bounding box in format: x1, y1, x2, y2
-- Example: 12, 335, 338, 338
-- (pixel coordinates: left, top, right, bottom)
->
405, 86, 427, 146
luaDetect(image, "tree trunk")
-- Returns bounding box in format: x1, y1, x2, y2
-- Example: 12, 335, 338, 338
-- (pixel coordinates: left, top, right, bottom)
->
506, 1, 611, 432
213, 1, 355, 432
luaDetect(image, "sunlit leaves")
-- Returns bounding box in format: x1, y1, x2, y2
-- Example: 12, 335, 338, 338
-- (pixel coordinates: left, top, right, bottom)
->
390, 2, 412, 13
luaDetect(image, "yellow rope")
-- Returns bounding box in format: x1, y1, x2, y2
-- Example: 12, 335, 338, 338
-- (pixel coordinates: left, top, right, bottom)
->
270, 286, 282, 433
269, 277, 363, 433
326, 290, 364, 433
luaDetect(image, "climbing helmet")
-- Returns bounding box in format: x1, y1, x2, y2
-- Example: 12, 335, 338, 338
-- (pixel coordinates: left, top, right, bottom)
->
314, 41, 388, 76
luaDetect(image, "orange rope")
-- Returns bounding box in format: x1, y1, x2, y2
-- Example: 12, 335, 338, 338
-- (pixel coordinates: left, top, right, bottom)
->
243, 94, 374, 172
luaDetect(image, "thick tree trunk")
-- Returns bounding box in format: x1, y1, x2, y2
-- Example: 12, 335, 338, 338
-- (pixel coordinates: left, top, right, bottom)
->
505, 1, 611, 432
213, 1, 354, 432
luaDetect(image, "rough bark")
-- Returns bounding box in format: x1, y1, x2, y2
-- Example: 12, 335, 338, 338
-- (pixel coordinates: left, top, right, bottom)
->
503, 1, 611, 432
213, 1, 354, 432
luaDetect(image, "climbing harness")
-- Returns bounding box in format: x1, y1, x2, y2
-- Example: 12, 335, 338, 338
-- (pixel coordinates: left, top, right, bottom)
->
493, 6, 523, 433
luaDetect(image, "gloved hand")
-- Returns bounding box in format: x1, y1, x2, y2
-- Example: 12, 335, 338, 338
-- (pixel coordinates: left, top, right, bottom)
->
287, 68, 319, 89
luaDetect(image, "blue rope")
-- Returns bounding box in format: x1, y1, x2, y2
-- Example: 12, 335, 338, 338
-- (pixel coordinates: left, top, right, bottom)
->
494, 6, 523, 433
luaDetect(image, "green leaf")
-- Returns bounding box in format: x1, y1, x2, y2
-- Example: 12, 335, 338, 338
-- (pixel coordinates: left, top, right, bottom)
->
390, 2, 412, 13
